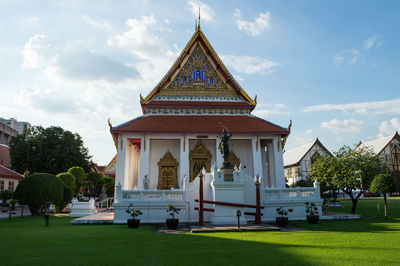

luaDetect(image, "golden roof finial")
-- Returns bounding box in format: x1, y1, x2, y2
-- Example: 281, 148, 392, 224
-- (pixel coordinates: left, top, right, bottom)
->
195, 18, 197, 30
198, 7, 201, 29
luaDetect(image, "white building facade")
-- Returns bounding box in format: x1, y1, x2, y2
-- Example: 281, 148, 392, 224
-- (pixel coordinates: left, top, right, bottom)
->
283, 138, 331, 186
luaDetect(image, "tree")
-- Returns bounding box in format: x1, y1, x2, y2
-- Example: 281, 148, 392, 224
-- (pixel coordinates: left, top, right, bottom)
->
14, 173, 72, 215
0, 190, 13, 208
86, 172, 103, 196
310, 145, 388, 214
102, 176, 115, 197
369, 173, 397, 219
9, 126, 91, 175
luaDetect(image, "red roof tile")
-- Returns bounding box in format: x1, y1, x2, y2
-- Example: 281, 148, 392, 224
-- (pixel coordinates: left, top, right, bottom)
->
0, 165, 24, 180
111, 115, 289, 135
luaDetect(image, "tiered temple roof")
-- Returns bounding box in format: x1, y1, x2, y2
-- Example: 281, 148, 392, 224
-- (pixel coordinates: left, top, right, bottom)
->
111, 24, 289, 137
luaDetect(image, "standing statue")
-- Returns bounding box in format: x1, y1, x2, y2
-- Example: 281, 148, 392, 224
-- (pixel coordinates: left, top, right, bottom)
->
143, 174, 150, 190
218, 127, 232, 169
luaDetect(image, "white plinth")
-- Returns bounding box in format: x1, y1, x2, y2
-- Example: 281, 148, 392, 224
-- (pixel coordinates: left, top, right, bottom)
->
211, 182, 247, 225
69, 198, 98, 217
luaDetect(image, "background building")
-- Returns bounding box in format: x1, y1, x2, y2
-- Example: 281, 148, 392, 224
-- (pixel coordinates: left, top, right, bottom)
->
283, 138, 331, 186
358, 132, 400, 191
0, 117, 31, 135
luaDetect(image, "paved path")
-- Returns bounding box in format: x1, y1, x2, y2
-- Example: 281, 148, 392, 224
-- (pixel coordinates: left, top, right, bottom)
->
71, 212, 114, 225
0, 207, 31, 219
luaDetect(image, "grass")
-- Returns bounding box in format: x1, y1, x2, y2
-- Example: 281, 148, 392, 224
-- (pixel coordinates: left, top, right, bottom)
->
0, 199, 400, 265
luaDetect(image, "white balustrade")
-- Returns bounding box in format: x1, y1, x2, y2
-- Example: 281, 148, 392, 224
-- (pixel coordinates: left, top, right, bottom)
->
118, 189, 184, 202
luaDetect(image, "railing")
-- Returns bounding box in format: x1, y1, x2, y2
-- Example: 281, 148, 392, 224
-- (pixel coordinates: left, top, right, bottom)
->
264, 181, 320, 201
96, 197, 114, 209
117, 189, 184, 202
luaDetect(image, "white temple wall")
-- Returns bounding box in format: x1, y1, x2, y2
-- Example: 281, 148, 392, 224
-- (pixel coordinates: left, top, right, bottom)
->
230, 139, 253, 176
149, 139, 180, 189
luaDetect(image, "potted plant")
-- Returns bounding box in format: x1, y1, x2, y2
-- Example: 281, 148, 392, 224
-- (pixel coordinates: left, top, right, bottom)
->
305, 202, 319, 224
166, 204, 180, 229
275, 207, 293, 227
126, 203, 143, 228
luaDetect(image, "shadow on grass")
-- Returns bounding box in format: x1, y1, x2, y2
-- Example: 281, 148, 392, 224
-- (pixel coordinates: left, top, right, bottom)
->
0, 216, 313, 266
294, 218, 400, 233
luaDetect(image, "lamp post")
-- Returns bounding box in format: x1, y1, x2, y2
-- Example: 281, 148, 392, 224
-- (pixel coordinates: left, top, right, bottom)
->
235, 209, 241, 231
254, 174, 261, 224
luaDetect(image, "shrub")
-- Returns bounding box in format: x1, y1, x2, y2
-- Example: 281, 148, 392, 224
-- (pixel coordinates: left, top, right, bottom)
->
294, 179, 313, 187
14, 173, 71, 215
0, 190, 14, 207
56, 172, 76, 192
68, 166, 86, 180
102, 176, 115, 197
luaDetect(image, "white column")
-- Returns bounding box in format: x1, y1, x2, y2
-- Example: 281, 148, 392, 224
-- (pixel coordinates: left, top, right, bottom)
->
179, 135, 189, 188
138, 135, 150, 189
115, 135, 128, 193
252, 137, 263, 180
273, 137, 286, 188
216, 138, 223, 169
267, 142, 275, 188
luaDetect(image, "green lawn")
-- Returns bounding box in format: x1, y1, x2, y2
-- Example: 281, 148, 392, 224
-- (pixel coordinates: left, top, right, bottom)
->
1, 199, 400, 265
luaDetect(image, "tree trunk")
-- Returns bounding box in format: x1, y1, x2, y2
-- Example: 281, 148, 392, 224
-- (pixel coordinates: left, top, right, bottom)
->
20, 205, 24, 218
347, 192, 358, 214
384, 194, 388, 220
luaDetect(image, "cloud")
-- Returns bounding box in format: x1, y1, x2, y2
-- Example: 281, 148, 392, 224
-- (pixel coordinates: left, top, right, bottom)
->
363, 35, 380, 50
321, 119, 363, 132
186, 1, 214, 22
333, 50, 360, 65
19, 87, 77, 114
378, 118, 400, 138
333, 35, 382, 65
83, 15, 112, 31
303, 98, 400, 115
221, 55, 279, 74
253, 103, 289, 117
57, 50, 138, 81
21, 34, 137, 82
21, 34, 55, 69
108, 15, 178, 84
234, 9, 271, 36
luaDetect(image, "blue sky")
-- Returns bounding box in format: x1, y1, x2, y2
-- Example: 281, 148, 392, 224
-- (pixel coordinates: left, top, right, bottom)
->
1, 0, 399, 165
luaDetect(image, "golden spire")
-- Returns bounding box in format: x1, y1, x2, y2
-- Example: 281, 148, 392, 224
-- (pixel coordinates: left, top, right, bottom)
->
198, 7, 201, 30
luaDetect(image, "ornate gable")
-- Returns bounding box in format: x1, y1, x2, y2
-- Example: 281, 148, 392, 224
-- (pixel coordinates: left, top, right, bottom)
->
140, 27, 256, 106
158, 43, 236, 97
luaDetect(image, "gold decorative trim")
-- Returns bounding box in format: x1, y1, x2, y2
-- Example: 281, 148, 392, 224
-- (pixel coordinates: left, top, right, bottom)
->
157, 151, 179, 190
228, 152, 241, 169
189, 141, 212, 182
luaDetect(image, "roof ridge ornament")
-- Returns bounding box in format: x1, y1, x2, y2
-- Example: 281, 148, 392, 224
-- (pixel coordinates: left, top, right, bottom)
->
198, 7, 201, 30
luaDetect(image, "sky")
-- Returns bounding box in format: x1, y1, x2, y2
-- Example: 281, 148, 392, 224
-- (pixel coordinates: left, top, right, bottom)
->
1, 0, 400, 165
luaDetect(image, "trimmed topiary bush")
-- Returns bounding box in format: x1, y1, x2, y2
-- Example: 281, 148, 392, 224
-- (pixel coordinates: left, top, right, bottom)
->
370, 173, 397, 219
57, 172, 76, 192
68, 166, 86, 180
14, 173, 71, 215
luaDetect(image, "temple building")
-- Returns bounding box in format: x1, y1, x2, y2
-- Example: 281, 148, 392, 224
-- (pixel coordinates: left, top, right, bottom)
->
110, 21, 322, 224
358, 132, 400, 191
283, 138, 331, 186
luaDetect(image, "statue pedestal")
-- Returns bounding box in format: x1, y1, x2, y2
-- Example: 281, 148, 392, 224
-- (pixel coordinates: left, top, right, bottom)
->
211, 170, 247, 225
222, 168, 233, 182
69, 198, 98, 217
